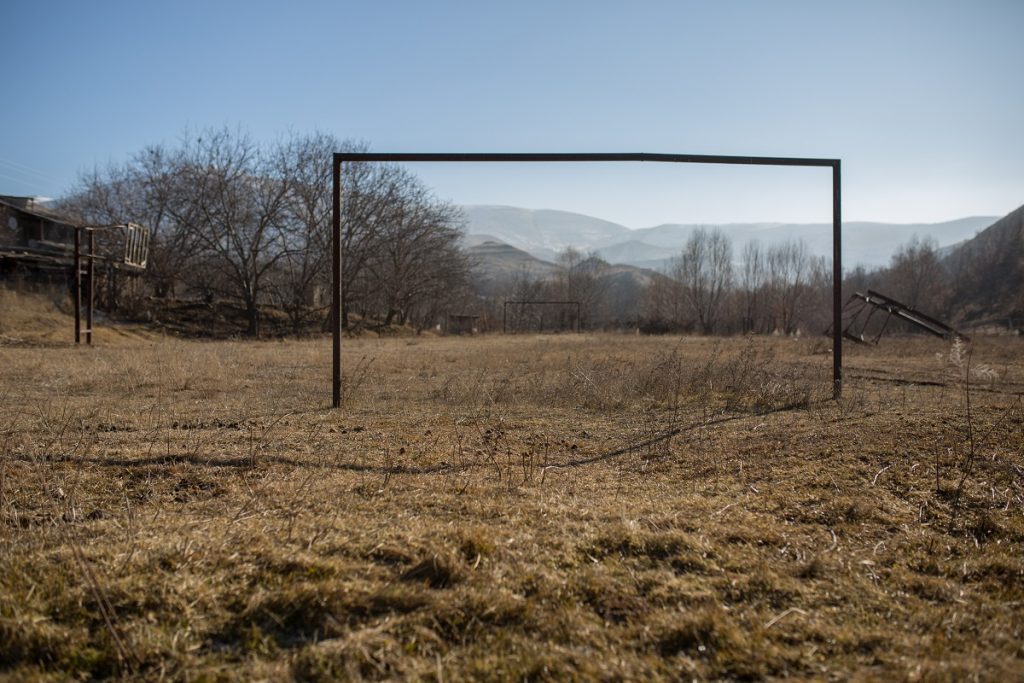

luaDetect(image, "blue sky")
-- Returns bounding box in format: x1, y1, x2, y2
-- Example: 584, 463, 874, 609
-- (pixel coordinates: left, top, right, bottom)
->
2, 0, 1021, 227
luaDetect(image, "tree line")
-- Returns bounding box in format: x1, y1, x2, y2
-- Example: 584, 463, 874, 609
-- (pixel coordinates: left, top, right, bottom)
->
63, 128, 976, 338
64, 129, 472, 337
472, 229, 831, 337
638, 228, 832, 336
488, 227, 973, 337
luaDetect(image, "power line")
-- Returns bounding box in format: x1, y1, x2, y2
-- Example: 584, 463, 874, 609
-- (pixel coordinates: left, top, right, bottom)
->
0, 157, 64, 187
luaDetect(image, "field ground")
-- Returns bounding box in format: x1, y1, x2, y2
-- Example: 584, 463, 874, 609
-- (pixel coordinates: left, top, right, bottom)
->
1, 314, 1023, 680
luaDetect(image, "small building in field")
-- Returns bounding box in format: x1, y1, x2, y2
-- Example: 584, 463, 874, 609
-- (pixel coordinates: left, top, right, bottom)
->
0, 195, 149, 285
0, 195, 78, 281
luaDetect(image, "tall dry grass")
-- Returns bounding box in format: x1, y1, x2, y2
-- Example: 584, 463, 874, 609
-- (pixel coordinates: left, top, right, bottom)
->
0, 331, 1022, 680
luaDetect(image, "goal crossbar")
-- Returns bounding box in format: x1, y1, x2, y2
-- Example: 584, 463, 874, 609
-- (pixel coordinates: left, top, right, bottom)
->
332, 152, 843, 407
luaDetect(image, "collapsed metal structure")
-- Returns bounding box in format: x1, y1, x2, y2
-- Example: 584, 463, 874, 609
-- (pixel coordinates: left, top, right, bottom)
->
331, 152, 843, 407
837, 289, 968, 345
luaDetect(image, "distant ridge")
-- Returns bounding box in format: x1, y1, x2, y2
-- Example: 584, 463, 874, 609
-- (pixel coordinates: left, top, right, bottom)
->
466, 240, 557, 282
460, 206, 629, 262
459, 205, 998, 270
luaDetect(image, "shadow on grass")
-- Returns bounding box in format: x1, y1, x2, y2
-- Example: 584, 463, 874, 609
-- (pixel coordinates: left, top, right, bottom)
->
13, 403, 815, 475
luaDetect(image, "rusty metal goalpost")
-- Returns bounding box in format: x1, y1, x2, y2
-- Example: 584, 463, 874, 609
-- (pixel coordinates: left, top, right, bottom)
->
331, 152, 842, 408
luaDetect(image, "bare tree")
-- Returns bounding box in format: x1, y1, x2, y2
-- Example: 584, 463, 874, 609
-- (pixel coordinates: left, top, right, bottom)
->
504, 266, 548, 332
766, 239, 812, 335
805, 253, 833, 333
554, 247, 609, 330
364, 190, 468, 328
671, 227, 733, 334
65, 129, 473, 336
266, 132, 337, 333
338, 158, 423, 328
885, 234, 946, 313
163, 129, 292, 337
640, 272, 685, 332
740, 239, 766, 333
63, 145, 200, 301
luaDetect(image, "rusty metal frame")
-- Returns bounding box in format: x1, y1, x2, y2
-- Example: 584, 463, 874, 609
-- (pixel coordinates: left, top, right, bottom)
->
73, 223, 151, 345
332, 152, 843, 408
838, 290, 968, 344
73, 226, 96, 345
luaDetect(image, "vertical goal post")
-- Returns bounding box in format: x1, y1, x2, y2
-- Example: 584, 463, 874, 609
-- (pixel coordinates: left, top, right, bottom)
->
332, 152, 842, 408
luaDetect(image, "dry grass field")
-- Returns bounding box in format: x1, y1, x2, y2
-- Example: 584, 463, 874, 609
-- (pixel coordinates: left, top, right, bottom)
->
2, 301, 1023, 680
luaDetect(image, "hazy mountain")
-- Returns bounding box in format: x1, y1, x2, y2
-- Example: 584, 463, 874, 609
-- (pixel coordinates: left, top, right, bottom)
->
460, 206, 630, 262
635, 218, 999, 268
459, 205, 998, 270
596, 240, 672, 265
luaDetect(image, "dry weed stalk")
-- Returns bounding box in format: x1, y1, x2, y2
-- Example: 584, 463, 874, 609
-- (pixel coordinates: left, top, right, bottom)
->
245, 411, 293, 468
66, 533, 139, 673
0, 398, 19, 518
341, 354, 376, 405
942, 337, 1019, 532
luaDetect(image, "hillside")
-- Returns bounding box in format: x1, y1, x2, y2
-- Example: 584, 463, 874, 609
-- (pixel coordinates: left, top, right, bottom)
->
467, 240, 559, 285
945, 203, 1024, 328
0, 288, 157, 345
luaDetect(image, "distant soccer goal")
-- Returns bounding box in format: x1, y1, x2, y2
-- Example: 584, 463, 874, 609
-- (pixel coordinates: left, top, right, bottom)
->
331, 152, 843, 407
503, 300, 581, 334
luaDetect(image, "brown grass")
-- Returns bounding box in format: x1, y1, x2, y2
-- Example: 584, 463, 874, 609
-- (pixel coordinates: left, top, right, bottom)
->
1, 314, 1023, 680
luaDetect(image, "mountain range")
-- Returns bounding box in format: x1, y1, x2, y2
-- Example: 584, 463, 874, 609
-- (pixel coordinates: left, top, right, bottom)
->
464, 202, 1023, 330
459, 205, 998, 271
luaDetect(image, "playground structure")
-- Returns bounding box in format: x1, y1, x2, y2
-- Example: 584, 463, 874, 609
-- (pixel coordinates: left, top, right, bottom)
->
0, 195, 150, 344
835, 289, 968, 345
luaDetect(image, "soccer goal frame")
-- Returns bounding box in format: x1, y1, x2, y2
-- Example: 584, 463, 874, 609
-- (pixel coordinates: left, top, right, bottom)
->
332, 152, 843, 408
